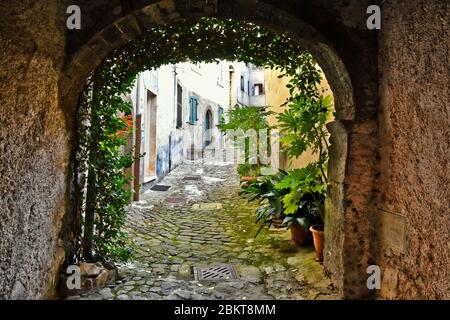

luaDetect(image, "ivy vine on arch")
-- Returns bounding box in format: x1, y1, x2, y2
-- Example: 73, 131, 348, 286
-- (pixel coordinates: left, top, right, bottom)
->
74, 17, 326, 263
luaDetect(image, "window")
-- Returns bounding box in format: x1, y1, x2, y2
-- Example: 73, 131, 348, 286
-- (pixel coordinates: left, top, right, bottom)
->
218, 106, 224, 124
176, 84, 183, 128
217, 64, 224, 85
253, 83, 264, 96
240, 76, 245, 92
229, 66, 235, 107
189, 96, 198, 124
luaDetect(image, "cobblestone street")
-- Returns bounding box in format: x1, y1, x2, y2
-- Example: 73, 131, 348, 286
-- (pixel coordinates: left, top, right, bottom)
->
69, 161, 338, 300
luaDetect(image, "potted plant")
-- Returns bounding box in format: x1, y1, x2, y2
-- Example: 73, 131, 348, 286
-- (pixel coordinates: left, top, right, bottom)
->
276, 87, 333, 254
306, 176, 325, 263
275, 164, 326, 250
309, 224, 324, 263
283, 213, 310, 246
281, 191, 323, 246
239, 171, 288, 234
238, 163, 260, 182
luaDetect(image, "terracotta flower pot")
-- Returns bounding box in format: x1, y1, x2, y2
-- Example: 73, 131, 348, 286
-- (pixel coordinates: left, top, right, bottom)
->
241, 176, 258, 182
290, 223, 310, 246
272, 217, 285, 229
310, 225, 324, 263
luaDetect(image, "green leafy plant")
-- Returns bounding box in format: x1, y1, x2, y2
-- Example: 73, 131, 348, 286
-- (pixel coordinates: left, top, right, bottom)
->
218, 105, 272, 175
277, 93, 333, 184
76, 83, 134, 263
273, 58, 333, 232
218, 105, 272, 133
237, 163, 251, 176
239, 170, 288, 236
275, 163, 326, 230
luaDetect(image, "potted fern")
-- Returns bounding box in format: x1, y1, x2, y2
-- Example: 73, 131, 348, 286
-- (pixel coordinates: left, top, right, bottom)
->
275, 164, 326, 249
239, 171, 288, 234
276, 87, 333, 258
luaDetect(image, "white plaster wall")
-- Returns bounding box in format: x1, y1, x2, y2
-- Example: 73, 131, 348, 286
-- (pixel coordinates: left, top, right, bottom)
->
232, 62, 250, 106
154, 65, 177, 176
248, 65, 266, 106
129, 61, 236, 180
176, 62, 230, 108
128, 66, 177, 178
174, 61, 231, 162
230, 62, 266, 107
181, 90, 224, 160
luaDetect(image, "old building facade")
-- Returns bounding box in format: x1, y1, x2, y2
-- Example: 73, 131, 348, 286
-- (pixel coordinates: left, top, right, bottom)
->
127, 60, 268, 188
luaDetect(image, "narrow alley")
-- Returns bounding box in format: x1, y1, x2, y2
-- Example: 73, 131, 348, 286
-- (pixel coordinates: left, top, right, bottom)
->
68, 161, 338, 300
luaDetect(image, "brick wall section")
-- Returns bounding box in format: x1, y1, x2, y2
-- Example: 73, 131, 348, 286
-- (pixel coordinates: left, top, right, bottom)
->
377, 0, 450, 299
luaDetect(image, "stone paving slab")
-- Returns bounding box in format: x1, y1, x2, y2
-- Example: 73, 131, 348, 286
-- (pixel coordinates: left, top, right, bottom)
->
68, 161, 339, 300
191, 202, 223, 210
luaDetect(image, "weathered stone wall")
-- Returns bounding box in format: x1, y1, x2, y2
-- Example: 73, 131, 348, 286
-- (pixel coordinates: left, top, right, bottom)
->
377, 0, 450, 299
0, 0, 69, 299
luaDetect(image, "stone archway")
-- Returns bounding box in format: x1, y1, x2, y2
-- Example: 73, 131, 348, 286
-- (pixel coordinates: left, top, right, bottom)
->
2, 0, 448, 301
1, 0, 383, 300
60, 0, 376, 300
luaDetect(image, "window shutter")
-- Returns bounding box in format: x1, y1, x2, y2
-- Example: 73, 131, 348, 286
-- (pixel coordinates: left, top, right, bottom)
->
190, 97, 194, 123
189, 96, 198, 124
189, 97, 192, 123
194, 98, 198, 121
218, 106, 224, 124
177, 84, 183, 128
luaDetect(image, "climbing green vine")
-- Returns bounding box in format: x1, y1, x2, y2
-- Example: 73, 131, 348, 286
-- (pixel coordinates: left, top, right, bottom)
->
74, 17, 327, 263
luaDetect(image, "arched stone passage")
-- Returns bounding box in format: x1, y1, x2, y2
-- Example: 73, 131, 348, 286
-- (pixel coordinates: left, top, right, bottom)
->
0, 0, 376, 300
60, 0, 375, 300
3, 0, 447, 301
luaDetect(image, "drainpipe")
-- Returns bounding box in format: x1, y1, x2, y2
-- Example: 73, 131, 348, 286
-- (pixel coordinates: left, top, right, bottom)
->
170, 65, 178, 171
135, 74, 140, 114
173, 65, 178, 128
133, 75, 141, 200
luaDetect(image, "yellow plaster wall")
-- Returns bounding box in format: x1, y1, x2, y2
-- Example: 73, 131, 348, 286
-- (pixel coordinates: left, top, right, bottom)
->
264, 68, 334, 170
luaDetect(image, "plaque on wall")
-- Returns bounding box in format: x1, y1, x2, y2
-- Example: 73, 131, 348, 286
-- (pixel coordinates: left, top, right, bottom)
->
377, 209, 406, 252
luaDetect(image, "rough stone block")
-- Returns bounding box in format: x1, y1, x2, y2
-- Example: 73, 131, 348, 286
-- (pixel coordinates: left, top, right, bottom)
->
178, 264, 192, 280
79, 263, 102, 277
191, 203, 222, 210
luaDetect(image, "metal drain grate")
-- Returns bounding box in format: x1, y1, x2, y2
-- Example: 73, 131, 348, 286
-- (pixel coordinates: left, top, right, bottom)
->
194, 265, 238, 281
182, 176, 201, 181
151, 184, 171, 191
